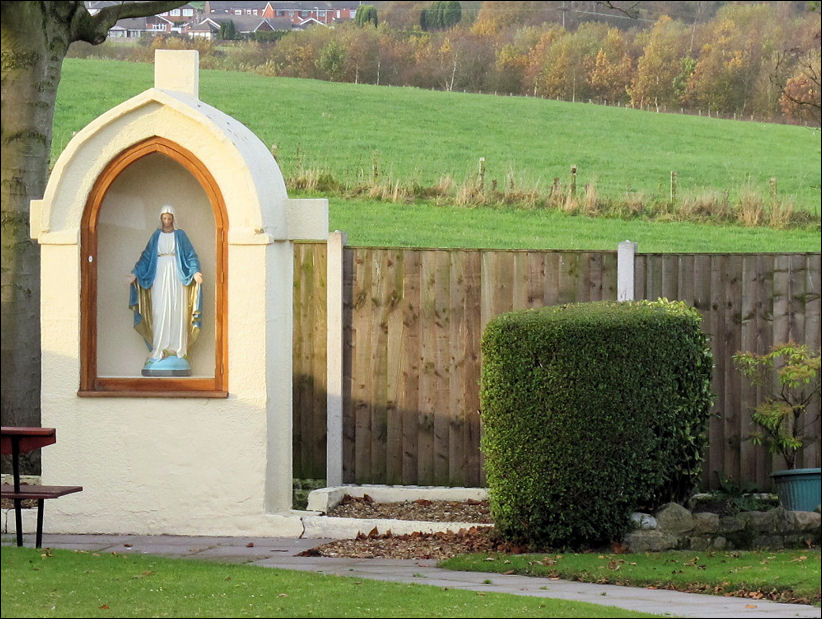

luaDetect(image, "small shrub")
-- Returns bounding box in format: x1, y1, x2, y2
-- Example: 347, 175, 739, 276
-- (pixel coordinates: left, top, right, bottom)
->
692, 473, 779, 515
480, 299, 714, 551
733, 342, 821, 470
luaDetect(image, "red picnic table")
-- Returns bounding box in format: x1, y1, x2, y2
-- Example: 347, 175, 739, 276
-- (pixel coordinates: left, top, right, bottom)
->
1, 427, 83, 547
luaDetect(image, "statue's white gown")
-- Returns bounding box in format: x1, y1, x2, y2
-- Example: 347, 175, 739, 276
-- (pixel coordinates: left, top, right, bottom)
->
149, 232, 188, 361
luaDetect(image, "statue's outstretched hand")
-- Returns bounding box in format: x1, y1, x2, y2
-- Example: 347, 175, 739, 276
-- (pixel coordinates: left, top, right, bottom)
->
193, 272, 203, 284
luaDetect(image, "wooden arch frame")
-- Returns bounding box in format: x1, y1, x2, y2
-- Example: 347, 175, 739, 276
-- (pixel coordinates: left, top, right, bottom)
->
79, 136, 228, 397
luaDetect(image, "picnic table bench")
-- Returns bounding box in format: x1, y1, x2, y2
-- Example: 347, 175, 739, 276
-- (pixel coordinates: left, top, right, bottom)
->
1, 426, 83, 548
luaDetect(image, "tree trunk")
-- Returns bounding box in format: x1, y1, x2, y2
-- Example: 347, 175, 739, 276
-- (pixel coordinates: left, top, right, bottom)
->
1, 2, 73, 472
1, 1, 187, 474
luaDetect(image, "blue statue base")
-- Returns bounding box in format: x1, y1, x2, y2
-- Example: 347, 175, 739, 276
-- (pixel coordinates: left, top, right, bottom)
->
142, 355, 191, 377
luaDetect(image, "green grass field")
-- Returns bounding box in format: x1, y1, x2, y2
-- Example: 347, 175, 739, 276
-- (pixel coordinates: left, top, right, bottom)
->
54, 57, 821, 252
54, 58, 820, 209
325, 196, 821, 251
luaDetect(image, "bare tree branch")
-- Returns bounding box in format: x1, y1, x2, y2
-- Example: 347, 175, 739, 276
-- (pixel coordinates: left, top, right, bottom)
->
597, 1, 641, 20
72, 1, 188, 45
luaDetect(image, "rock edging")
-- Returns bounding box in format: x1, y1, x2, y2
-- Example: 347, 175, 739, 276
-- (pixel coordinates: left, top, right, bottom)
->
625, 502, 822, 552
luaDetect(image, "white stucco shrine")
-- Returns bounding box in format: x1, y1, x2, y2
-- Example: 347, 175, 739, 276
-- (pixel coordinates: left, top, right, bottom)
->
27, 50, 328, 536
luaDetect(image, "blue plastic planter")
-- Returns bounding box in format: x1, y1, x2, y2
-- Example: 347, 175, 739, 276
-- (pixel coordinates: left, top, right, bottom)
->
771, 468, 822, 512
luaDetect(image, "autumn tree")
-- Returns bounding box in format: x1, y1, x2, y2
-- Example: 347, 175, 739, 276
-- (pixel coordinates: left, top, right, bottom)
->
629, 15, 689, 110
375, 1, 427, 29
317, 39, 347, 81
588, 27, 633, 104
471, 1, 534, 37
0, 1, 187, 470
775, 9, 821, 125
780, 51, 821, 125
532, 23, 608, 102
493, 42, 530, 96
338, 22, 382, 85
404, 30, 440, 90
522, 25, 565, 96
683, 4, 787, 118
269, 26, 335, 80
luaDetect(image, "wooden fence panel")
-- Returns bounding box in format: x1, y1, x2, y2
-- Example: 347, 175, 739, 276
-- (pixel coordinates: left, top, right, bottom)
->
292, 242, 327, 480
634, 252, 822, 489
341, 247, 356, 481
384, 248, 405, 485
804, 254, 822, 470
293, 245, 821, 491
398, 249, 421, 484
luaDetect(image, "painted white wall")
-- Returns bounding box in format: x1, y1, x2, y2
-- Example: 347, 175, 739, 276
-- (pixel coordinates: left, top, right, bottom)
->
29, 51, 327, 536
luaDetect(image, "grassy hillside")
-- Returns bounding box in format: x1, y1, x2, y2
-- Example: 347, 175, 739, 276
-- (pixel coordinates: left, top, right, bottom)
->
53, 58, 821, 252
55, 58, 820, 208
326, 198, 821, 252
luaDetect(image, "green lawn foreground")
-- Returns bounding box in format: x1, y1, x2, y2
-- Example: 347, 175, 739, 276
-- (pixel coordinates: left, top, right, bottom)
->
0, 547, 658, 619
440, 549, 822, 606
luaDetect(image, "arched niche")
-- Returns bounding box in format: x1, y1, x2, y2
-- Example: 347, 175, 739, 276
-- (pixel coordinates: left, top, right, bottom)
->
79, 136, 228, 396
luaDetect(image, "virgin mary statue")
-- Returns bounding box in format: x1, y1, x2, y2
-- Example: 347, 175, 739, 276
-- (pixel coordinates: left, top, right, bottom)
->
129, 205, 203, 376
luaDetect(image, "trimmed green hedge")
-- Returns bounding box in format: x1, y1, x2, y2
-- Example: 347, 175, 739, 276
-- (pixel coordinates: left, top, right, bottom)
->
480, 299, 714, 550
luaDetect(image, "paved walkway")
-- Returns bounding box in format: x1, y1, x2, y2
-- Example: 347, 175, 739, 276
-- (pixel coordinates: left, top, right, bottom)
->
2, 533, 820, 618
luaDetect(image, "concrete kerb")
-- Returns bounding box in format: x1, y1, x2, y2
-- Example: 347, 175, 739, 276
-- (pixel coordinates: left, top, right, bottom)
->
2, 485, 492, 541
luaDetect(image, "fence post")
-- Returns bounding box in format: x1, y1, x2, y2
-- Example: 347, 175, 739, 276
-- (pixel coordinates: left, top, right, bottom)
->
478, 156, 486, 190
570, 165, 577, 197
326, 230, 347, 486
670, 170, 677, 205
618, 240, 637, 301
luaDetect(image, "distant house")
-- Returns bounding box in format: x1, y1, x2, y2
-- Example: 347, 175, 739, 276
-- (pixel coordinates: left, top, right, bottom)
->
160, 3, 199, 24
204, 1, 360, 28
83, 1, 357, 40
186, 18, 223, 40
188, 14, 293, 39
85, 2, 199, 37
205, 1, 271, 17
86, 1, 199, 21
106, 15, 174, 38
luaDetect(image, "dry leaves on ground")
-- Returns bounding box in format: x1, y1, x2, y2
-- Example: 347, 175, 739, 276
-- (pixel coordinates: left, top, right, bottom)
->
326, 494, 493, 523
299, 525, 501, 560
301, 494, 510, 560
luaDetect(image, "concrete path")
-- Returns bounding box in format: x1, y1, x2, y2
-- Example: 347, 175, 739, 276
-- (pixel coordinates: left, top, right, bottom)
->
2, 533, 820, 618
